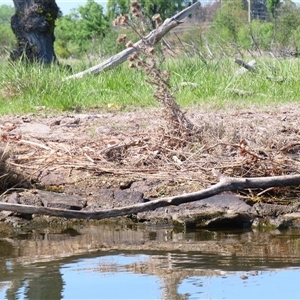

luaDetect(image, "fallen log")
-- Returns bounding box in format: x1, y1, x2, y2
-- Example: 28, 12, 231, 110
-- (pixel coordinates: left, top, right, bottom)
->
1, 173, 300, 220
234, 58, 256, 75
63, 2, 200, 80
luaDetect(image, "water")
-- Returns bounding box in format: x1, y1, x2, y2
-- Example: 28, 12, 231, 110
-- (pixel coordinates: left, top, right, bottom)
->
0, 224, 300, 299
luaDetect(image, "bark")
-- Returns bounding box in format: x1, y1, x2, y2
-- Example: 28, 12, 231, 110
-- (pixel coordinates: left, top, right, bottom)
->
64, 2, 201, 80
11, 0, 59, 64
1, 173, 300, 220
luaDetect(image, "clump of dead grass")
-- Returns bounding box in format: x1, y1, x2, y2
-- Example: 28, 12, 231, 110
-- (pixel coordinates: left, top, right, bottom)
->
0, 146, 11, 191
0, 145, 28, 194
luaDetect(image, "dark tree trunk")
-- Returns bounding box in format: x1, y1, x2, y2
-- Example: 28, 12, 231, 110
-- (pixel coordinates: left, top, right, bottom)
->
10, 0, 59, 64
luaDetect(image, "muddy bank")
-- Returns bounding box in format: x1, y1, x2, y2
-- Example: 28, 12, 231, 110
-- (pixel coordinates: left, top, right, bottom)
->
1, 188, 300, 230
1, 104, 300, 229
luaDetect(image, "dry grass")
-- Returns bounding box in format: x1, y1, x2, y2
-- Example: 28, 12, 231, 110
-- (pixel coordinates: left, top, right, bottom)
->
0, 145, 28, 193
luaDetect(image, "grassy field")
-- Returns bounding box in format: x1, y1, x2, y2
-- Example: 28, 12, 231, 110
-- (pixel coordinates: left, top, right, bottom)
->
0, 55, 299, 116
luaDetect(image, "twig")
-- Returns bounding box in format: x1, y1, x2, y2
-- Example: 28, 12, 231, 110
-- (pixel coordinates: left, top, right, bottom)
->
19, 139, 52, 151
257, 187, 274, 196
84, 153, 95, 164
280, 142, 300, 153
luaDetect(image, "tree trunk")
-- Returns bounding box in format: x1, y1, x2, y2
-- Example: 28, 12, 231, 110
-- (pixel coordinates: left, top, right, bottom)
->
10, 0, 59, 64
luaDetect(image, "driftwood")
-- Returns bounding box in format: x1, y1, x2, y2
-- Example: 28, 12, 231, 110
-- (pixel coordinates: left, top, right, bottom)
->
1, 173, 300, 220
64, 2, 200, 80
234, 58, 256, 75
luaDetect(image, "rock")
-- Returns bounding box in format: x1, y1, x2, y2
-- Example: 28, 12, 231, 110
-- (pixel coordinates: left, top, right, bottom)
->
137, 193, 253, 228
250, 202, 298, 217
38, 170, 77, 185
202, 213, 253, 228
255, 212, 300, 229
86, 189, 114, 209
10, 121, 76, 141
250, 202, 300, 229
7, 192, 20, 204
173, 194, 252, 229
201, 193, 251, 213
37, 190, 86, 210
0, 192, 34, 220
85, 189, 144, 210
114, 189, 144, 203
11, 123, 51, 136
19, 191, 43, 206
0, 192, 20, 218
279, 212, 300, 228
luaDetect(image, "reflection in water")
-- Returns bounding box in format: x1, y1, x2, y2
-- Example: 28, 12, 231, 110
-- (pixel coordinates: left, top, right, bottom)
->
7, 266, 63, 300
0, 238, 63, 300
178, 269, 300, 299
61, 256, 161, 299
0, 225, 300, 299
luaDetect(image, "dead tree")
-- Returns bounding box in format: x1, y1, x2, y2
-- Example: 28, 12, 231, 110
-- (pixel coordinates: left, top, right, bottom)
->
64, 2, 201, 80
11, 0, 59, 64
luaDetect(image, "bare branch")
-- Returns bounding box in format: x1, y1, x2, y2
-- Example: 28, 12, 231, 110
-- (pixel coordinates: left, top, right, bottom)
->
1, 174, 300, 220
63, 2, 201, 80
234, 58, 256, 74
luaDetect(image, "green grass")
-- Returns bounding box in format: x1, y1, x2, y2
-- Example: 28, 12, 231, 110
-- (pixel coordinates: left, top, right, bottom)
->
0, 56, 300, 115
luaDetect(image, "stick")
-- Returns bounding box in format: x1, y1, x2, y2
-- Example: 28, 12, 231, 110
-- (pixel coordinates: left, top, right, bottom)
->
234, 58, 256, 71
234, 59, 256, 76
63, 2, 200, 80
19, 139, 52, 150
1, 174, 300, 220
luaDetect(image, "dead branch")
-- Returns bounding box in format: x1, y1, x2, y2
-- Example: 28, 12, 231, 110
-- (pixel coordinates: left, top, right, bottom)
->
280, 142, 300, 153
234, 58, 256, 75
63, 2, 200, 80
1, 173, 300, 220
234, 58, 256, 71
